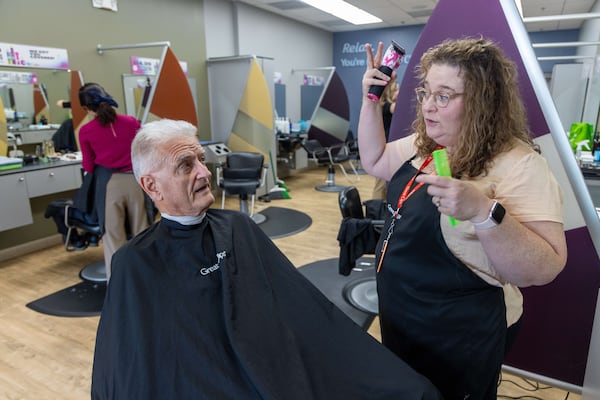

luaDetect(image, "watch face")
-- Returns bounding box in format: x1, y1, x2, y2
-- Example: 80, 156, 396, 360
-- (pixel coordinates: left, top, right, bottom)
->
492, 202, 506, 224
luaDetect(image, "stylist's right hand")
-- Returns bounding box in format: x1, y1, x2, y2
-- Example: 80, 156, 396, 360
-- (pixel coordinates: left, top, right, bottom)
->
362, 42, 394, 100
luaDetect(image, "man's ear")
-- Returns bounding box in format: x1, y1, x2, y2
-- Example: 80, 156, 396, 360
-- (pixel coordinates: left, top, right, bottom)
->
140, 175, 161, 201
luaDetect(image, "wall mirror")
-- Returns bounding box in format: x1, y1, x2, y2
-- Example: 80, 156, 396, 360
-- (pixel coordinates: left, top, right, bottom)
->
0, 68, 71, 130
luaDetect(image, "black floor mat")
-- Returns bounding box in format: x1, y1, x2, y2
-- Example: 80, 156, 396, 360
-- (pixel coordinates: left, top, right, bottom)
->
26, 280, 106, 317
298, 257, 377, 330
258, 206, 312, 239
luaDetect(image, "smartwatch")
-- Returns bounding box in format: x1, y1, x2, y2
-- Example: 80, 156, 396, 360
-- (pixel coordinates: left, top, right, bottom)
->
472, 200, 505, 230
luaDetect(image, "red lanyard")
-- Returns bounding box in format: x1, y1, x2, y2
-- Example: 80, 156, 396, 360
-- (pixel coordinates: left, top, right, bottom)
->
376, 153, 435, 273
391, 154, 434, 217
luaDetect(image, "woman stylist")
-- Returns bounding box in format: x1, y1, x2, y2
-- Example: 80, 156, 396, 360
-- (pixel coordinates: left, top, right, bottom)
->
78, 83, 151, 280
358, 38, 567, 399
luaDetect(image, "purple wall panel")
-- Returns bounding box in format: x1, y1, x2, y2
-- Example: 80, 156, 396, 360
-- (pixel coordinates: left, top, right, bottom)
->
390, 0, 600, 386
505, 228, 600, 385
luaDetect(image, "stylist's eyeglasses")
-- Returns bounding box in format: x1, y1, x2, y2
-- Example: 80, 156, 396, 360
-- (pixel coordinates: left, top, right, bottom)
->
415, 88, 463, 108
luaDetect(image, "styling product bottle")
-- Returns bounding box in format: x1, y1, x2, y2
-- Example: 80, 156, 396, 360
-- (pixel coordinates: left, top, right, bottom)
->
367, 40, 405, 102
593, 130, 600, 164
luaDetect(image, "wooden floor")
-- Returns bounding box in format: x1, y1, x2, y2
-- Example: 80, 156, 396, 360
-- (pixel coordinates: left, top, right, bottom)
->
0, 164, 581, 399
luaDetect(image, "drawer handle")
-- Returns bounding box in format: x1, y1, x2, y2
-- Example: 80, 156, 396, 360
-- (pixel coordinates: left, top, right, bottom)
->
19, 177, 25, 182
49, 172, 55, 177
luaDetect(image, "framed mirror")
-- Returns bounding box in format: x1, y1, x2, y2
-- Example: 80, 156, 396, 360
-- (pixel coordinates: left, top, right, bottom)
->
0, 69, 71, 129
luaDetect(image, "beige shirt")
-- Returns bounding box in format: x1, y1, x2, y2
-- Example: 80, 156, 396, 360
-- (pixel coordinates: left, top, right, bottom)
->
397, 135, 564, 326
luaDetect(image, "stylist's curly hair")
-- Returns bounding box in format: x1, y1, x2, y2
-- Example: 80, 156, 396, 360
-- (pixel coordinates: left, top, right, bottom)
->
78, 83, 118, 126
412, 37, 535, 178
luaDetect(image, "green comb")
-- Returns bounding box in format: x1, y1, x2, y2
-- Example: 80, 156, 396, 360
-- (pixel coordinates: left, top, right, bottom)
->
432, 148, 459, 226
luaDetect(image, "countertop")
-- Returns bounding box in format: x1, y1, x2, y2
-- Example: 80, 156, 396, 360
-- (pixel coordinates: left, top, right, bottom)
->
0, 158, 82, 176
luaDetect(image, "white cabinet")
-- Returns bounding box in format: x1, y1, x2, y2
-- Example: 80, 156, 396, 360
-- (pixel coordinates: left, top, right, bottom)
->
0, 163, 82, 232
0, 173, 33, 231
27, 165, 81, 198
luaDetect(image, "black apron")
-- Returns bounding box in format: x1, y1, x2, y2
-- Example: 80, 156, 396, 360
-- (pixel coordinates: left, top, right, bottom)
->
376, 160, 507, 400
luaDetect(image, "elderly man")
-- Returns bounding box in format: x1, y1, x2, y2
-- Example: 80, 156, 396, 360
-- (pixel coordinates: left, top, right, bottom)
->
91, 119, 442, 400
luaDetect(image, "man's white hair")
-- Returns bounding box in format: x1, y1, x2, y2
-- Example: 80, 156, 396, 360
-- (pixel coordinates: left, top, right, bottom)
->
131, 119, 198, 183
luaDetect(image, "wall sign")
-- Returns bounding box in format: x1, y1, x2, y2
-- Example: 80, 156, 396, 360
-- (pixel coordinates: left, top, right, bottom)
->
0, 42, 69, 70
130, 56, 188, 76
92, 0, 118, 12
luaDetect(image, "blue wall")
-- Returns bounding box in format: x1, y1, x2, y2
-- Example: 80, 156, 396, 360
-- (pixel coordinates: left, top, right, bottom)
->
529, 29, 580, 73
333, 27, 580, 136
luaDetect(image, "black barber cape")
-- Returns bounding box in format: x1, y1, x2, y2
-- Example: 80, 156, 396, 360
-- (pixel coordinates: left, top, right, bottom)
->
91, 209, 442, 400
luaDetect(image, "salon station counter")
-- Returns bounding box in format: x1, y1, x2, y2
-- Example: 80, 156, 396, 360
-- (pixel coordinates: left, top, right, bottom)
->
0, 159, 82, 232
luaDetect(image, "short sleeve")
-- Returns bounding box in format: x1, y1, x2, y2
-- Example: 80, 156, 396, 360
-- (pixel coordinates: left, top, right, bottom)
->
494, 151, 564, 224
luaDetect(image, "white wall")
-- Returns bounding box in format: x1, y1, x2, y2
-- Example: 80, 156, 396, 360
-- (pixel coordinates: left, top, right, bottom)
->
551, 63, 589, 132
577, 0, 600, 59
203, 0, 333, 123
578, 1, 600, 127
203, 0, 237, 58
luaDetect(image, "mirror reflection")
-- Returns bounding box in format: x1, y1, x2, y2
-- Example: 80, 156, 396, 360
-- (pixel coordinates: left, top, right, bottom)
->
0, 69, 71, 130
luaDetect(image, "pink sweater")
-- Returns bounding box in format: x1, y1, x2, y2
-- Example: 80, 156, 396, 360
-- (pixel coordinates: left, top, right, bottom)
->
79, 114, 141, 173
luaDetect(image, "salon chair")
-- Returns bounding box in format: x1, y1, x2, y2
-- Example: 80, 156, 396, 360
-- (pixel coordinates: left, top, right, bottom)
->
63, 202, 106, 283
344, 130, 366, 175
51, 118, 78, 153
44, 199, 106, 283
276, 132, 304, 169
337, 186, 386, 315
302, 138, 359, 192
216, 151, 268, 224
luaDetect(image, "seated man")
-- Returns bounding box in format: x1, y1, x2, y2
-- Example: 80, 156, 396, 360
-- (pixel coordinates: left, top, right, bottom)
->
91, 119, 442, 400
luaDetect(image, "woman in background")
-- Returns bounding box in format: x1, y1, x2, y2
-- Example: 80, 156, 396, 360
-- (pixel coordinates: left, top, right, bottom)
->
78, 83, 151, 280
372, 79, 399, 200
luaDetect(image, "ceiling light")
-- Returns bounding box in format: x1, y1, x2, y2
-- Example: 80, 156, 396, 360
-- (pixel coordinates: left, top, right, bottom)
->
300, 0, 382, 25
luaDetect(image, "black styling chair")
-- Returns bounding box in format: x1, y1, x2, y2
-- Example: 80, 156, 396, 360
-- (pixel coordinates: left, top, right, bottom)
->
64, 202, 106, 282
216, 152, 268, 224
344, 130, 366, 175
337, 186, 386, 315
44, 199, 106, 283
302, 138, 359, 192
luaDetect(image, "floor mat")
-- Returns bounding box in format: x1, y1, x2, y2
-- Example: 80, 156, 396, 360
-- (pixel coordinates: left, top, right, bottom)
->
298, 257, 377, 330
26, 280, 106, 317
257, 206, 312, 239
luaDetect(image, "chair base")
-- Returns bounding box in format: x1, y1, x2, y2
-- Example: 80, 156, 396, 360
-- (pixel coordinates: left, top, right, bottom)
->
315, 184, 347, 192
350, 159, 368, 175
298, 257, 376, 330
314, 165, 348, 192
251, 212, 267, 224
343, 277, 378, 315
79, 260, 107, 283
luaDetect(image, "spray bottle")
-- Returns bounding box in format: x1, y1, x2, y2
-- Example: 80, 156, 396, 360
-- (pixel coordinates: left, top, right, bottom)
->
575, 140, 589, 167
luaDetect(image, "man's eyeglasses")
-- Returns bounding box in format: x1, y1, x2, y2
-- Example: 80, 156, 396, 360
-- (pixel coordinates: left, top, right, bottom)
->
415, 88, 464, 108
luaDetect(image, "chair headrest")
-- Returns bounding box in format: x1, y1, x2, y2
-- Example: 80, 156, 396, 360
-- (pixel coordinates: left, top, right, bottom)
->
223, 168, 261, 180
226, 152, 264, 169
338, 186, 364, 219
